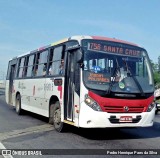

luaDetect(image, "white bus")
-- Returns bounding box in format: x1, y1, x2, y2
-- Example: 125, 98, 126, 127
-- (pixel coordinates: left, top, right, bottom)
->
5, 35, 155, 132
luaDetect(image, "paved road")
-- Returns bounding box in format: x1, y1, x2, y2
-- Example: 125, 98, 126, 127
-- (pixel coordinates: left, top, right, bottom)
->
0, 88, 160, 158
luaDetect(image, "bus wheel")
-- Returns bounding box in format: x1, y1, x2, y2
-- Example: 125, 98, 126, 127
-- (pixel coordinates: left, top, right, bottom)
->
52, 102, 66, 132
16, 94, 23, 115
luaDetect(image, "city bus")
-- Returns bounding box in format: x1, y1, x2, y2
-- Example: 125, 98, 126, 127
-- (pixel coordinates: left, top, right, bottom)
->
5, 35, 155, 132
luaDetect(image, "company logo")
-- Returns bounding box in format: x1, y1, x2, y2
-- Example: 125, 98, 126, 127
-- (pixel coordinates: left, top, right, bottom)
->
124, 106, 129, 112
2, 150, 12, 156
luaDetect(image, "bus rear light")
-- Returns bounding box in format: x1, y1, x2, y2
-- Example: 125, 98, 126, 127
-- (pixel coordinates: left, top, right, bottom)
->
84, 94, 102, 111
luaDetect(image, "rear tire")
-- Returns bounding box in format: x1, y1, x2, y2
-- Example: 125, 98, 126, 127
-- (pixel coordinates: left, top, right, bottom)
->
16, 94, 23, 115
52, 102, 67, 132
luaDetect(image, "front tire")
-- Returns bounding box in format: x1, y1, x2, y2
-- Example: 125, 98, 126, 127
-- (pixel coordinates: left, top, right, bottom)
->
52, 102, 67, 132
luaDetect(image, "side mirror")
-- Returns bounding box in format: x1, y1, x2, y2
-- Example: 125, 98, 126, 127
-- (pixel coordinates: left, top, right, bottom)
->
76, 50, 83, 63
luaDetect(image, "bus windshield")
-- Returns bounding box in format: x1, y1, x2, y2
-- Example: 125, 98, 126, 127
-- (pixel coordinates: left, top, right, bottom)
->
82, 40, 154, 94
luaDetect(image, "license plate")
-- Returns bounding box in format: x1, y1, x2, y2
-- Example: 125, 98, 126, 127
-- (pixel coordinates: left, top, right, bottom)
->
119, 116, 132, 122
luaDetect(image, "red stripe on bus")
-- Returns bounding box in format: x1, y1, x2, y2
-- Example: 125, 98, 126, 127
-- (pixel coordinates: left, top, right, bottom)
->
88, 91, 154, 112
33, 85, 35, 96
58, 86, 62, 99
91, 36, 138, 46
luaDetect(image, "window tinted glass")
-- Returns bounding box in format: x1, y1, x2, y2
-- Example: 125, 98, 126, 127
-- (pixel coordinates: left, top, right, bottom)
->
48, 46, 63, 76
18, 57, 25, 78
82, 39, 154, 93
40, 50, 48, 63
26, 55, 36, 77
35, 50, 48, 77
28, 55, 34, 66
53, 46, 63, 61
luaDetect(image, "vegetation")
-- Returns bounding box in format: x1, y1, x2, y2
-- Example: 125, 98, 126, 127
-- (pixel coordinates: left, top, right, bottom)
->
150, 57, 160, 88
154, 72, 160, 88
151, 57, 160, 104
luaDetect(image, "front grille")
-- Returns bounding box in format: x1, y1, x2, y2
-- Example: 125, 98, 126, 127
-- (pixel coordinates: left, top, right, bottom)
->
103, 106, 144, 113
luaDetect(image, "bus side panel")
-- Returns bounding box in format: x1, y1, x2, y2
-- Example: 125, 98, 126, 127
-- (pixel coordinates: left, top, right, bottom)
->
73, 91, 80, 126
78, 70, 88, 127
5, 80, 10, 104
16, 78, 48, 117
45, 77, 65, 121
6, 59, 17, 105
72, 69, 83, 127
13, 80, 23, 107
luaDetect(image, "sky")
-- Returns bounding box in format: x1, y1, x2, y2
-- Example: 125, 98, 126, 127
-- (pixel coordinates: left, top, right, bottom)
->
0, 0, 160, 77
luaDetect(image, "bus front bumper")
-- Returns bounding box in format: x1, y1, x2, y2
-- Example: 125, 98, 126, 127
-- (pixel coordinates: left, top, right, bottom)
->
78, 102, 155, 128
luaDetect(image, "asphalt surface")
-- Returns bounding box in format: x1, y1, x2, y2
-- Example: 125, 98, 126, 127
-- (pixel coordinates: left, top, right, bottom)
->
0, 88, 160, 158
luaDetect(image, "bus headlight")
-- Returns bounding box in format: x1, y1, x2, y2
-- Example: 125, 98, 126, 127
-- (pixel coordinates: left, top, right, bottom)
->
84, 94, 102, 111
147, 102, 155, 112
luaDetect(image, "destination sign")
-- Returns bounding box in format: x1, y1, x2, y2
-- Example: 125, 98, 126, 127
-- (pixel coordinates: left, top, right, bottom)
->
88, 42, 142, 57
88, 73, 109, 82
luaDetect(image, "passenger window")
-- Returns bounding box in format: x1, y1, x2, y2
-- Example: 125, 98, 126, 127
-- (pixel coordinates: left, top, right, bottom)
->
26, 55, 35, 77
48, 46, 64, 76
35, 50, 48, 77
23, 57, 29, 77
18, 57, 25, 78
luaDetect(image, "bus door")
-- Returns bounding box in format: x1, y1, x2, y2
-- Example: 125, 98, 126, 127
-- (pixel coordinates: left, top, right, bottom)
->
64, 50, 80, 121
65, 51, 74, 121
8, 59, 17, 104
64, 51, 75, 121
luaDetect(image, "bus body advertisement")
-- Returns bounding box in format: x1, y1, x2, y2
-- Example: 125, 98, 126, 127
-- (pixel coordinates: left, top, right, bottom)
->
5, 35, 155, 132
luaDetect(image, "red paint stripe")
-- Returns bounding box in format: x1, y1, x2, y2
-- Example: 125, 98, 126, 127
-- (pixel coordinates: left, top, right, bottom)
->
89, 91, 154, 112
58, 86, 62, 99
91, 36, 138, 47
33, 85, 35, 96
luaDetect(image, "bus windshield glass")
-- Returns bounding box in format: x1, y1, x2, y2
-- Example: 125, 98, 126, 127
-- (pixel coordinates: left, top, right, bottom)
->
82, 40, 154, 94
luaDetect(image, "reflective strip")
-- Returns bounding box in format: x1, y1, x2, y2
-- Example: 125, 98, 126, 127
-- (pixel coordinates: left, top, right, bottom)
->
63, 120, 75, 126
51, 38, 68, 46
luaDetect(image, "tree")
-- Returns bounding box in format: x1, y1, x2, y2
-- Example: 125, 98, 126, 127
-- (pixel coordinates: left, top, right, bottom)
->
158, 56, 160, 72
151, 58, 160, 88
154, 72, 160, 88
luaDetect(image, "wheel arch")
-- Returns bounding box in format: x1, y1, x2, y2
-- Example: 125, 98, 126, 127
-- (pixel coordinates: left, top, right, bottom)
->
16, 91, 20, 98
49, 95, 67, 132
14, 91, 20, 106
49, 95, 60, 121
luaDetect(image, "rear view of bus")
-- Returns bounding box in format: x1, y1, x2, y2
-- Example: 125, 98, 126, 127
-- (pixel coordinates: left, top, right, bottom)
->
78, 36, 155, 128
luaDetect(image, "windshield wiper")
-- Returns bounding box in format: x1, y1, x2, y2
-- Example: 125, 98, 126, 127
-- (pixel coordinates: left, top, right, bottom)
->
107, 58, 120, 94
123, 59, 145, 96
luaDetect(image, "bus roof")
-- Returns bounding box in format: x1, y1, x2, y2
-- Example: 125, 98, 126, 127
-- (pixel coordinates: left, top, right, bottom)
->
11, 35, 140, 60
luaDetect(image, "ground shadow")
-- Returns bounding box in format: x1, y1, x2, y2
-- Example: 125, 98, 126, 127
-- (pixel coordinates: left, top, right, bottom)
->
19, 110, 49, 123
63, 121, 160, 141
